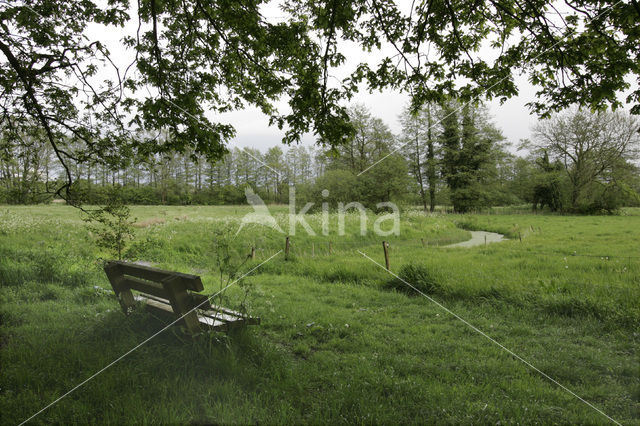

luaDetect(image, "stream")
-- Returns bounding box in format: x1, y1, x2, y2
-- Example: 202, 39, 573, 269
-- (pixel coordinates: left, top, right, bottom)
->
444, 231, 506, 248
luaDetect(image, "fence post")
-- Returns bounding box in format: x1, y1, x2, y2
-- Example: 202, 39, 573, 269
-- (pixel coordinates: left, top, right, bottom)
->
285, 236, 290, 260
312, 242, 315, 257
250, 246, 255, 259
382, 241, 390, 271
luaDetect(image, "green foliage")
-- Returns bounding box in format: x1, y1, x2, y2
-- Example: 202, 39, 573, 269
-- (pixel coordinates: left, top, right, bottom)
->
357, 153, 412, 208
210, 223, 252, 315
528, 109, 640, 213
530, 151, 565, 212
3, 103, 639, 215
312, 169, 359, 205
399, 102, 440, 212
387, 263, 443, 295
2, 0, 638, 206
439, 101, 506, 212
84, 199, 136, 260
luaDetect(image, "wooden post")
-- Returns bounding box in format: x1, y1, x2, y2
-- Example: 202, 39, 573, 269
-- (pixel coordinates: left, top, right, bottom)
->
250, 246, 255, 259
285, 236, 290, 260
382, 241, 390, 271
104, 262, 135, 314
312, 242, 315, 257
162, 275, 201, 335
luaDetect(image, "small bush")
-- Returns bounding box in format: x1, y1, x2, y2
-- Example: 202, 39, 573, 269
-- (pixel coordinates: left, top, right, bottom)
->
84, 196, 136, 260
387, 264, 443, 295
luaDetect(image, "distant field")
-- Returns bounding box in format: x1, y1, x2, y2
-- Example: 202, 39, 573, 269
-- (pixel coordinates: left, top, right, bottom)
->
1, 205, 638, 424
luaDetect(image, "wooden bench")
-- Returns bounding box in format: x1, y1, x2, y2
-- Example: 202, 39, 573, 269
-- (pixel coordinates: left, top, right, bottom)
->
104, 261, 259, 334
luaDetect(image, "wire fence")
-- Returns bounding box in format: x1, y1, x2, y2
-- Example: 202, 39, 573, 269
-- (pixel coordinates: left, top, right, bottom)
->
243, 235, 640, 264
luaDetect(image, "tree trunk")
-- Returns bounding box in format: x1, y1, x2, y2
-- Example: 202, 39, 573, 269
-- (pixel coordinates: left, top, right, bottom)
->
426, 106, 437, 213
415, 135, 428, 213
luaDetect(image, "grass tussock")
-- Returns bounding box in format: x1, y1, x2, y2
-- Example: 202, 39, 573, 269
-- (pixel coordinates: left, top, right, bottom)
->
387, 263, 444, 295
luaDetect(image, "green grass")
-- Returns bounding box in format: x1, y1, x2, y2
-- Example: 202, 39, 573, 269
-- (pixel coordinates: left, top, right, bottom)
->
0, 205, 638, 424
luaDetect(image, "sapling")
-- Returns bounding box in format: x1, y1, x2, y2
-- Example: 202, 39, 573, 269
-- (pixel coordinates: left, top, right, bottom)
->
84, 196, 136, 261
209, 224, 253, 323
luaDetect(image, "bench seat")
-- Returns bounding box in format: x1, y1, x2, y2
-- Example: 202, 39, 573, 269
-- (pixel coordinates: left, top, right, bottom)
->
104, 260, 260, 334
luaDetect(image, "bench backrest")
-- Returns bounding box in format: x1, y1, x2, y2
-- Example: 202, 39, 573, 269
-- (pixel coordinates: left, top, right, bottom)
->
106, 260, 203, 291
104, 261, 207, 333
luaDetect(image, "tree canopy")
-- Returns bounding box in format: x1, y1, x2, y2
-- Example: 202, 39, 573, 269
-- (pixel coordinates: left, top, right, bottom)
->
528, 108, 640, 211
1, 0, 639, 197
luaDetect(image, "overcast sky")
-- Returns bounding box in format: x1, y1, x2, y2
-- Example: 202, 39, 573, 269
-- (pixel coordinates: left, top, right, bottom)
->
219, 76, 539, 154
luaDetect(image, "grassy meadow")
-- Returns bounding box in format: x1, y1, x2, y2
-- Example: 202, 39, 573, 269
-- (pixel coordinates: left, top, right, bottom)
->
0, 205, 639, 424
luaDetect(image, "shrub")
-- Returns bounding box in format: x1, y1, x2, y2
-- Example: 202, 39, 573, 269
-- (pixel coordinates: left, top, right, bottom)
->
84, 196, 136, 260
386, 263, 442, 295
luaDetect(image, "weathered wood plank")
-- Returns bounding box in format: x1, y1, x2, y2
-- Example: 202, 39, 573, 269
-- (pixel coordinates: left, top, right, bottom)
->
140, 293, 259, 325
142, 292, 215, 312
161, 275, 201, 334
135, 295, 227, 329
208, 304, 256, 320
104, 262, 135, 313
121, 276, 168, 299
134, 295, 257, 331
199, 309, 245, 323
113, 261, 204, 291
189, 293, 212, 310
198, 316, 229, 330
201, 308, 261, 325
135, 294, 174, 315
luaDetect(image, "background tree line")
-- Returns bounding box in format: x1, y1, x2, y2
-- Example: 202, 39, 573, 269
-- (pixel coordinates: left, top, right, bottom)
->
2, 104, 639, 213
